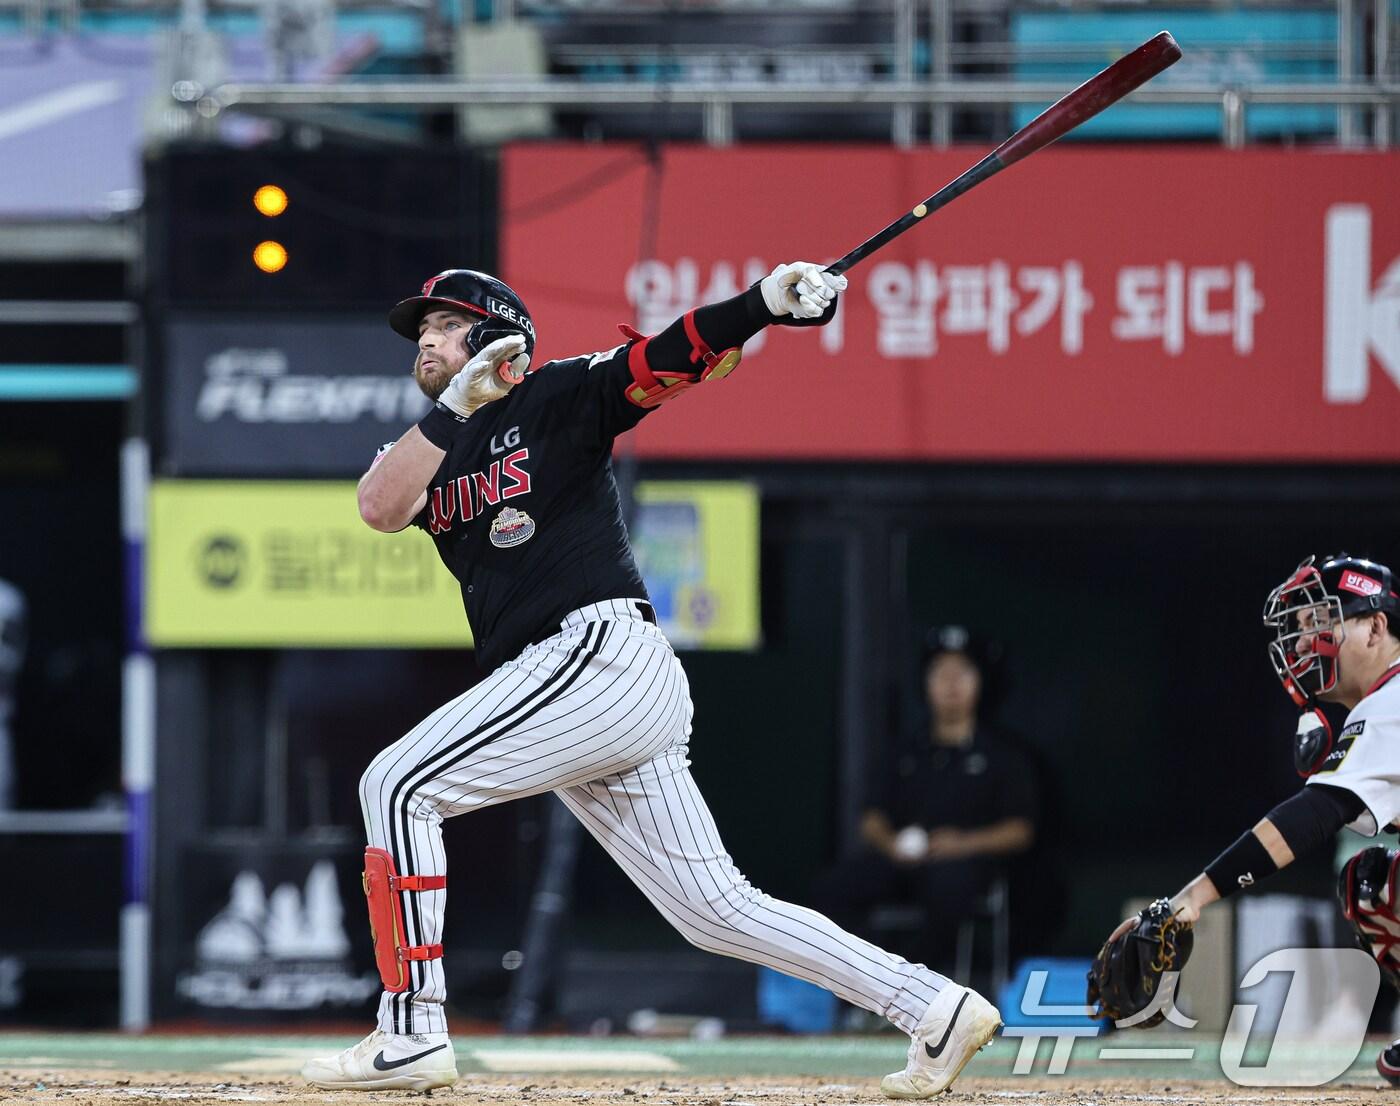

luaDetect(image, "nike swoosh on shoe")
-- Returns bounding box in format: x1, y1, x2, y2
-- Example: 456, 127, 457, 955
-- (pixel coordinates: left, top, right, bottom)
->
372, 1044, 448, 1071
923, 992, 969, 1060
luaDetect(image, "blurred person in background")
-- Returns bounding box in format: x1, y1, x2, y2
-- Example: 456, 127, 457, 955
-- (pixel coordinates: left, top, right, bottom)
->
0, 579, 25, 811
817, 626, 1040, 977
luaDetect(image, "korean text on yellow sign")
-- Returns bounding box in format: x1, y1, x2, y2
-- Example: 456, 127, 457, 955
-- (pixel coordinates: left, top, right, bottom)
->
146, 481, 469, 647
147, 480, 760, 650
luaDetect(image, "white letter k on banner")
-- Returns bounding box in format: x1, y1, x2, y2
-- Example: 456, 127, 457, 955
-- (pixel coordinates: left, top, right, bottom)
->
1325, 204, 1400, 403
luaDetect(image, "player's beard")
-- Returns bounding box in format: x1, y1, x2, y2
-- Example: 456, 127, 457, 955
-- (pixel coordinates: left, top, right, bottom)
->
413, 356, 458, 401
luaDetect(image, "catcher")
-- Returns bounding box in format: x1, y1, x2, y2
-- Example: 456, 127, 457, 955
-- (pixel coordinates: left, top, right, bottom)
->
1088, 554, 1400, 1077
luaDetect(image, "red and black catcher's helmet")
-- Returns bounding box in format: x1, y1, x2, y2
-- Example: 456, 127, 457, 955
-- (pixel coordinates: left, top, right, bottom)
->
389, 269, 536, 359
1263, 553, 1399, 705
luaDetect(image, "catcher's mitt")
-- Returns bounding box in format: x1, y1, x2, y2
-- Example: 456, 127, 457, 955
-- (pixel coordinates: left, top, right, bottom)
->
1086, 897, 1194, 1027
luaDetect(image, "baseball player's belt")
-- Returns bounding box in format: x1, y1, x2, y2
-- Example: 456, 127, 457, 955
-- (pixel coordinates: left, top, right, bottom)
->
363, 847, 445, 993
525, 600, 658, 651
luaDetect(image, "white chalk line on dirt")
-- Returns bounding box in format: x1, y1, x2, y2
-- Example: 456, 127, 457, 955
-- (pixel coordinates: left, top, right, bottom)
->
976, 1093, 1374, 1103
105, 1088, 269, 1101
213, 1049, 334, 1074
4, 1057, 120, 1067
204, 1046, 691, 1076
471, 1049, 681, 1073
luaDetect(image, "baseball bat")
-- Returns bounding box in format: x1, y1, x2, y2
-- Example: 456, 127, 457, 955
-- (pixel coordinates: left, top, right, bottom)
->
826, 31, 1182, 276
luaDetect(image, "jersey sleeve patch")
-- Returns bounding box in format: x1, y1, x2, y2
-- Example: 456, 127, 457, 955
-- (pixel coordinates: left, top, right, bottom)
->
1312, 720, 1364, 775
1306, 699, 1400, 837
588, 344, 626, 369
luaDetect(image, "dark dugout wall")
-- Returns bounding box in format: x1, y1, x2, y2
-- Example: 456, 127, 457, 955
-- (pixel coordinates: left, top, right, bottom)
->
139, 140, 1400, 1025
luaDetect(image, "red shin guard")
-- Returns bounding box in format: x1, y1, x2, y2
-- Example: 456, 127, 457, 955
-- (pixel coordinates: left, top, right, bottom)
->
362, 846, 445, 993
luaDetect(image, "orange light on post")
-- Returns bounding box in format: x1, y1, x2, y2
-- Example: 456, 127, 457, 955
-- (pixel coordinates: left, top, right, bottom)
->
253, 240, 288, 273
253, 184, 289, 217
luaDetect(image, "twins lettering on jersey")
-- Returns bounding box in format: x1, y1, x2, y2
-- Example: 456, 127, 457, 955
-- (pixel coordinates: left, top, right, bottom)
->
428, 447, 532, 535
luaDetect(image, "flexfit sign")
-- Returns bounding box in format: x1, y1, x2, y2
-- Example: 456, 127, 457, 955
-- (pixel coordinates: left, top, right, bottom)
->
165, 315, 429, 475
195, 348, 424, 424
502, 145, 1400, 461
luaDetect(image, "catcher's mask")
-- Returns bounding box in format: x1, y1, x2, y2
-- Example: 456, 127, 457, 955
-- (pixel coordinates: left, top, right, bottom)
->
389, 268, 536, 360
1263, 553, 1399, 707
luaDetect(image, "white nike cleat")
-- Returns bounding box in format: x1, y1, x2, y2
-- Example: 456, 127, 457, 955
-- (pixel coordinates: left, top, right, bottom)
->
880, 982, 1001, 1099
301, 1028, 458, 1091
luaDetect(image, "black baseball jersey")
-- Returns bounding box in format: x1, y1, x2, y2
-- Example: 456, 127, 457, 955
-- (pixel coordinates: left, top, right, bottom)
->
390, 345, 654, 672
874, 728, 1040, 832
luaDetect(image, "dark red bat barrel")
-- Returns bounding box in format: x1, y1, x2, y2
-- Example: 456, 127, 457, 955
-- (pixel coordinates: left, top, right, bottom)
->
825, 31, 1182, 277
994, 31, 1182, 167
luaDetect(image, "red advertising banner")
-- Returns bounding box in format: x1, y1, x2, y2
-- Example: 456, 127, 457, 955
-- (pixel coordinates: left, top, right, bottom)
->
502, 145, 1400, 461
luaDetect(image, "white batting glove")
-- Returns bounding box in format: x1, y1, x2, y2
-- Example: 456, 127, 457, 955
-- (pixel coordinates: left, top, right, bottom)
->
759, 262, 847, 320
438, 334, 531, 418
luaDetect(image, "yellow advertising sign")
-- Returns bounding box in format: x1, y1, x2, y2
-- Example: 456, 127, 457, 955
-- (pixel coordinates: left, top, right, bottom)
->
146, 481, 469, 647
633, 481, 760, 650
147, 480, 759, 650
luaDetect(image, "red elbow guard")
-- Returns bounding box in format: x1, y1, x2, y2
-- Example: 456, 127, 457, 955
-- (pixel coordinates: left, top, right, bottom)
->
618, 315, 743, 409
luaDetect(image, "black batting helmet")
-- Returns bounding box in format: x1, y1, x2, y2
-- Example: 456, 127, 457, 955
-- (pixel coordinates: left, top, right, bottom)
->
389, 269, 536, 358
1263, 553, 1399, 704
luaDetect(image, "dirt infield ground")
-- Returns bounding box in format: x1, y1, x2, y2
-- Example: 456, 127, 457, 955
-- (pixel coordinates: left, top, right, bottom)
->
3, 1071, 1396, 1106
0, 1034, 1392, 1105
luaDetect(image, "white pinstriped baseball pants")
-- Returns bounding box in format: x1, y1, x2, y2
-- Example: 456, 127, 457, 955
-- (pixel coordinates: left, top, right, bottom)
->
359, 599, 949, 1037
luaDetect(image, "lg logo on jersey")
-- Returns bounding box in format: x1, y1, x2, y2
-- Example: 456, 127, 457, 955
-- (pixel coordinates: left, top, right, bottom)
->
428, 448, 532, 535
490, 426, 521, 455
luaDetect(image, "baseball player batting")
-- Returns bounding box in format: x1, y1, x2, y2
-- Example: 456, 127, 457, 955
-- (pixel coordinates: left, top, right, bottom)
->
1087, 554, 1400, 1077
301, 267, 1001, 1097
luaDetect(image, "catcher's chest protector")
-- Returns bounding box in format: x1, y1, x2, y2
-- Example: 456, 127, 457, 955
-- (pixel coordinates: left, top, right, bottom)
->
363, 846, 445, 992
1341, 846, 1400, 988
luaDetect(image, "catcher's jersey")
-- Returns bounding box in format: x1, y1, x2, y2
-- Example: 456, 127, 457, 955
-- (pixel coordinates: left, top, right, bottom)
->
1306, 664, 1400, 836
383, 345, 653, 673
